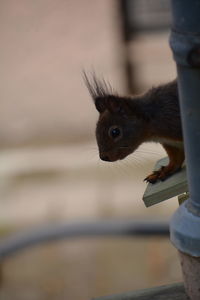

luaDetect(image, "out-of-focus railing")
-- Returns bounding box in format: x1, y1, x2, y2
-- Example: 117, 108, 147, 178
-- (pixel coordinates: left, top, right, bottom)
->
0, 220, 169, 260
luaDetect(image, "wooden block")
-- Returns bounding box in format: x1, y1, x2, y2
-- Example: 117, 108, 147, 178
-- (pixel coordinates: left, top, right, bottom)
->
93, 282, 187, 300
143, 157, 188, 207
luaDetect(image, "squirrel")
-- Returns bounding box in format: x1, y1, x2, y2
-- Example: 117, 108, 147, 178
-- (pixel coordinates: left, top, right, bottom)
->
84, 73, 184, 184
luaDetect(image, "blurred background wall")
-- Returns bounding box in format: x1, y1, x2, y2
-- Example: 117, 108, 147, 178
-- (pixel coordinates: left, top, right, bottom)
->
0, 1, 182, 299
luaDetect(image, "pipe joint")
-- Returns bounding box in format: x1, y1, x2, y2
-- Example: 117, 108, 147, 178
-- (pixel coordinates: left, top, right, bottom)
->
170, 29, 200, 67
170, 200, 200, 256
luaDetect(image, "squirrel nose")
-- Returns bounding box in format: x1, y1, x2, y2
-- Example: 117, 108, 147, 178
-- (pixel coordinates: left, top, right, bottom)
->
100, 154, 111, 162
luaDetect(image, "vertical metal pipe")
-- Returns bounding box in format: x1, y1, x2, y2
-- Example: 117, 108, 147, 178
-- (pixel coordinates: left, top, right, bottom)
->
169, 0, 200, 299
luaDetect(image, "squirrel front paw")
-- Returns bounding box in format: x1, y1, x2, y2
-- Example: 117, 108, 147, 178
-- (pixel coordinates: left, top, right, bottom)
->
144, 169, 165, 184
144, 165, 181, 184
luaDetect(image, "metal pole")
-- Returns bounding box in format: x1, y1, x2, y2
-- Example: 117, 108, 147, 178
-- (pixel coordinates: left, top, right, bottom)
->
169, 1, 200, 299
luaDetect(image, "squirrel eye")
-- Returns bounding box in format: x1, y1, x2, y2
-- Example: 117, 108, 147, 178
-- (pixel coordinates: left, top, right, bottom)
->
108, 126, 122, 140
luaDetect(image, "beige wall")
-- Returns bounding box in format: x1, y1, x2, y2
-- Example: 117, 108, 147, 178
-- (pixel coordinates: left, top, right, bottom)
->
0, 0, 123, 146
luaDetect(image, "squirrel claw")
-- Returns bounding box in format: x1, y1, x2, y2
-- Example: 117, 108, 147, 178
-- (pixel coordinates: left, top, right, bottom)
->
144, 173, 160, 184
144, 169, 161, 183
144, 166, 182, 184
144, 169, 168, 184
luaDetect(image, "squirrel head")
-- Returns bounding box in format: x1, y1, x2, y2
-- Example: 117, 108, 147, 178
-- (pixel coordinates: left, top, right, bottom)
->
84, 73, 150, 162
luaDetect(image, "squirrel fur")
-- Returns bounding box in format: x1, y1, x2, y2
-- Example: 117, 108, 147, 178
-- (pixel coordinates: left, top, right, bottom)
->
84, 73, 184, 183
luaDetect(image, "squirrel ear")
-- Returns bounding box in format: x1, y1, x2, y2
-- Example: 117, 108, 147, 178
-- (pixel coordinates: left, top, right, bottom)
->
95, 97, 106, 113
94, 96, 124, 114
94, 96, 132, 116
106, 96, 131, 117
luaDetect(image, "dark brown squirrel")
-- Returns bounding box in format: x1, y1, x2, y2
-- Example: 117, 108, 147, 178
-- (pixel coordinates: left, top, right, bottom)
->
84, 73, 184, 184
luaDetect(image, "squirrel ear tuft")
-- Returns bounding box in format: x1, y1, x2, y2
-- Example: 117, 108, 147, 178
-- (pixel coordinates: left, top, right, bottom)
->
83, 71, 116, 113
